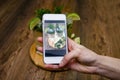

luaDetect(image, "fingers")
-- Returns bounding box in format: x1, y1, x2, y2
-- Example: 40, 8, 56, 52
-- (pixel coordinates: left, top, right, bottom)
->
37, 37, 43, 43
45, 64, 59, 69
37, 46, 43, 52
59, 49, 80, 67
37, 37, 43, 52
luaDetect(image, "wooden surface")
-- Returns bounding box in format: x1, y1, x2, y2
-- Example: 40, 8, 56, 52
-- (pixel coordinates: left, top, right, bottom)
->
0, 0, 120, 80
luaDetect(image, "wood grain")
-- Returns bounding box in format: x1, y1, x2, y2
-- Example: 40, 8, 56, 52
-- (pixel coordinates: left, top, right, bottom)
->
0, 0, 120, 80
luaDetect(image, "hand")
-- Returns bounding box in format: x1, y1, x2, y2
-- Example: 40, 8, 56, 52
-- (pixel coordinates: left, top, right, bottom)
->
37, 37, 99, 74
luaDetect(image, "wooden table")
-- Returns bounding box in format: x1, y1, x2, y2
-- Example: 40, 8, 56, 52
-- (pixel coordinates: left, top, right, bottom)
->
0, 0, 120, 80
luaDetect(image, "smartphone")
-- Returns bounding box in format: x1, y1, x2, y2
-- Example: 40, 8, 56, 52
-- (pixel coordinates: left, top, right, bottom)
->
42, 14, 68, 64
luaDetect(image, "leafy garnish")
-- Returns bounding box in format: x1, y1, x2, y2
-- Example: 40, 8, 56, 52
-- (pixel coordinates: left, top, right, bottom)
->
74, 37, 80, 44
29, 6, 81, 44
54, 6, 63, 13
33, 23, 42, 32
35, 9, 51, 20
29, 17, 41, 30
67, 13, 80, 20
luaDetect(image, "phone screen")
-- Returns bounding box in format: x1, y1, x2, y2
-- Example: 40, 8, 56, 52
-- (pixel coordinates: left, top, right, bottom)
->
43, 20, 67, 57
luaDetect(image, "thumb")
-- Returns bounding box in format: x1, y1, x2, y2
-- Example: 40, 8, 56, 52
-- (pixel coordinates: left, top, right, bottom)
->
59, 49, 80, 67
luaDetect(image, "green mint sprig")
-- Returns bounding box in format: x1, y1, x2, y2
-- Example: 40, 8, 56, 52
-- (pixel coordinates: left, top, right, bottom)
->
29, 6, 81, 44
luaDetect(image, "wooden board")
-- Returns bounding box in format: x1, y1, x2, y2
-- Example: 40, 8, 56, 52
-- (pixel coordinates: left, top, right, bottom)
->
0, 0, 120, 80
30, 42, 68, 71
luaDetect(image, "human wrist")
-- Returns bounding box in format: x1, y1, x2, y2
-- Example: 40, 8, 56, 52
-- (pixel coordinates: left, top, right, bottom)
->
92, 54, 102, 66
89, 54, 102, 73
93, 55, 107, 74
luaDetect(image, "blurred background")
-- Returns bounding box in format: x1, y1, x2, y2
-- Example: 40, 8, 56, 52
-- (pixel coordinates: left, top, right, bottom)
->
0, 0, 120, 80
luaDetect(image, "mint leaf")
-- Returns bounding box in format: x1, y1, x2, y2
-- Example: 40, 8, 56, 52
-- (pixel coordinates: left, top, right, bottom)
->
54, 6, 63, 13
35, 9, 51, 20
